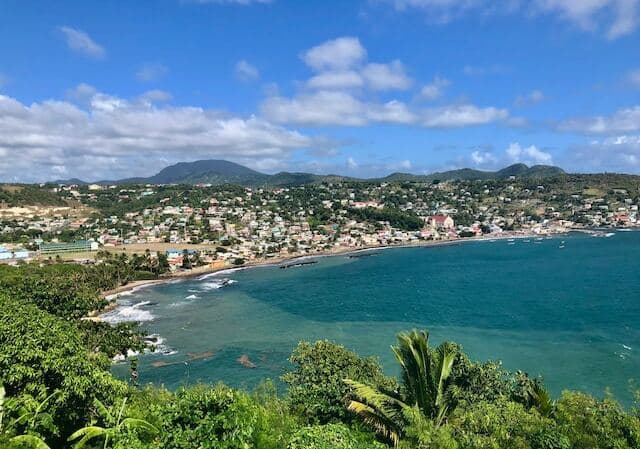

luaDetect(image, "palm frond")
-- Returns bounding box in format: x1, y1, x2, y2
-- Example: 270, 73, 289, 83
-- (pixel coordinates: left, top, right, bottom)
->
67, 425, 106, 449
9, 435, 51, 449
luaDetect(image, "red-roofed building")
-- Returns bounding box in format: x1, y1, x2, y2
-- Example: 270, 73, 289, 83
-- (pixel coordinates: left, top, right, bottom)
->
428, 215, 455, 230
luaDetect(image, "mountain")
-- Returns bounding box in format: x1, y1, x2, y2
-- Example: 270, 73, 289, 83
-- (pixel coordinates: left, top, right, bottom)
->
375, 164, 565, 184
53, 160, 565, 187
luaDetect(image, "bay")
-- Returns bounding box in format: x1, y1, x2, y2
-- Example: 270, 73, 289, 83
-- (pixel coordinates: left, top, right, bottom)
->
110, 231, 640, 404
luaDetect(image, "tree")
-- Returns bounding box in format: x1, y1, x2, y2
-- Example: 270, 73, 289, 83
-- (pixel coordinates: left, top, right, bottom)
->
67, 398, 158, 449
282, 340, 395, 425
345, 330, 457, 446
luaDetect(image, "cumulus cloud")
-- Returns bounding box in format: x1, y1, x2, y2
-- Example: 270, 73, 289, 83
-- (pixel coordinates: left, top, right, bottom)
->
58, 26, 105, 59
380, 0, 640, 39
467, 142, 553, 169
420, 76, 450, 100
569, 135, 640, 171
559, 106, 640, 134
0, 89, 321, 182
302, 37, 411, 91
261, 90, 509, 128
421, 104, 509, 128
235, 60, 260, 81
136, 63, 168, 82
261, 91, 413, 126
361, 60, 412, 90
505, 142, 553, 165
262, 37, 508, 128
301, 37, 367, 71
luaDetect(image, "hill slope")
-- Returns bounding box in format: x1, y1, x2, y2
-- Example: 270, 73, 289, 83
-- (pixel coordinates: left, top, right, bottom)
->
53, 160, 566, 186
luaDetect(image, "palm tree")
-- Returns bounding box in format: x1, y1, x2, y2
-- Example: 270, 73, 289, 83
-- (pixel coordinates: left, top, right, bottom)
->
345, 330, 457, 446
67, 398, 158, 449
1, 385, 51, 449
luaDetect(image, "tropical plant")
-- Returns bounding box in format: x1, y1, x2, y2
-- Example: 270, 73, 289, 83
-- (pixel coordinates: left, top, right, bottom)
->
345, 330, 458, 446
282, 340, 396, 425
1, 385, 52, 449
67, 398, 158, 449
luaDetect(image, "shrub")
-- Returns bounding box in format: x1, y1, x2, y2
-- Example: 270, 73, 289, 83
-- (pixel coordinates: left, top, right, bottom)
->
282, 340, 396, 425
287, 423, 386, 449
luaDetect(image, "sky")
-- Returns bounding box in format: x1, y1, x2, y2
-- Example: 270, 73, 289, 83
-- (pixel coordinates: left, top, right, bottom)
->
1, 0, 640, 182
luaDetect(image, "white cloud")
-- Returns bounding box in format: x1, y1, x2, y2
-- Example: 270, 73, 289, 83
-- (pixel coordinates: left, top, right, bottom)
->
307, 70, 364, 89
468, 142, 553, 169
0, 89, 321, 182
381, 0, 640, 39
505, 142, 553, 165
347, 156, 359, 169
421, 104, 509, 127
302, 38, 410, 91
136, 63, 168, 82
361, 60, 412, 90
58, 26, 105, 59
420, 76, 450, 100
301, 37, 367, 71
471, 150, 497, 165
569, 134, 640, 171
235, 60, 260, 81
262, 90, 509, 128
515, 89, 545, 106
559, 106, 640, 133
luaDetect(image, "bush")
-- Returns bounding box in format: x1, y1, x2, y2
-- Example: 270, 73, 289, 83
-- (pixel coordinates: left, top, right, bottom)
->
554, 392, 640, 449
158, 384, 259, 449
447, 399, 569, 449
0, 295, 126, 445
287, 423, 386, 449
282, 340, 396, 425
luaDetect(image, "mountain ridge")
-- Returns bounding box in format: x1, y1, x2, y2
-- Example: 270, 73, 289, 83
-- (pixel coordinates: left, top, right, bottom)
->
53, 159, 566, 187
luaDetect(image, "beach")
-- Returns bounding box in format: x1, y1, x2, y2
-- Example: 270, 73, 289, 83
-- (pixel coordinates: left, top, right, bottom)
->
96, 230, 550, 306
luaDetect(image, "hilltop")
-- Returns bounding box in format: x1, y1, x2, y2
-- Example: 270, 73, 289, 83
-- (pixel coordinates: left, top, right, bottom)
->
54, 159, 565, 187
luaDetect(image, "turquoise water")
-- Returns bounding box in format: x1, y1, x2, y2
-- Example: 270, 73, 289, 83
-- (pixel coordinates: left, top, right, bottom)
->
110, 232, 640, 404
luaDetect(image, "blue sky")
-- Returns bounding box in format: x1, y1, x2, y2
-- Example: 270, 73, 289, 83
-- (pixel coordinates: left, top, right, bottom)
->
1, 0, 639, 182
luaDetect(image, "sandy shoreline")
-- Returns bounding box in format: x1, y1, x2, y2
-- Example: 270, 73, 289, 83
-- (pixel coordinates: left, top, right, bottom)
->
94, 230, 553, 312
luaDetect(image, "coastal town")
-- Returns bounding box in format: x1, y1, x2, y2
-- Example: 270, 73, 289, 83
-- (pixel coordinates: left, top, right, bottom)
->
1, 174, 638, 271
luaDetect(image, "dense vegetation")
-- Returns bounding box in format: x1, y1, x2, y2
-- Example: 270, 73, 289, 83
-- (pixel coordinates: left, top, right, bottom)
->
0, 262, 639, 449
0, 185, 67, 207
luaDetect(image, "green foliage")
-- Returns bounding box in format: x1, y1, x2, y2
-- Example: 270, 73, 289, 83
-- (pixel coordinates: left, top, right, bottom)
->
67, 398, 158, 449
0, 185, 66, 207
157, 384, 259, 449
346, 330, 458, 445
0, 264, 105, 320
283, 340, 396, 425
287, 423, 386, 449
347, 208, 424, 231
0, 295, 126, 444
250, 380, 300, 449
554, 392, 640, 449
448, 399, 569, 449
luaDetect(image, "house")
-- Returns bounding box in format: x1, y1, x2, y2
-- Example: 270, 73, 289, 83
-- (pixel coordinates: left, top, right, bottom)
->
428, 215, 455, 230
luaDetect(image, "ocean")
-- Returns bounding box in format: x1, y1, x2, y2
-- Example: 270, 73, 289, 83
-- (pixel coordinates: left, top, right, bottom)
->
108, 231, 640, 404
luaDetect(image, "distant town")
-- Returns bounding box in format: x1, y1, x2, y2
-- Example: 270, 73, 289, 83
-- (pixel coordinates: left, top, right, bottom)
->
1, 171, 639, 272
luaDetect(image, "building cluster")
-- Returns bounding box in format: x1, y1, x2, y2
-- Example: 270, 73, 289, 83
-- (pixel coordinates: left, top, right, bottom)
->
1, 177, 639, 266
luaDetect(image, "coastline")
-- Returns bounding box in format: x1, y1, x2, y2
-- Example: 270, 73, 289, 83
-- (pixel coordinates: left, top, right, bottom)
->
94, 229, 555, 313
